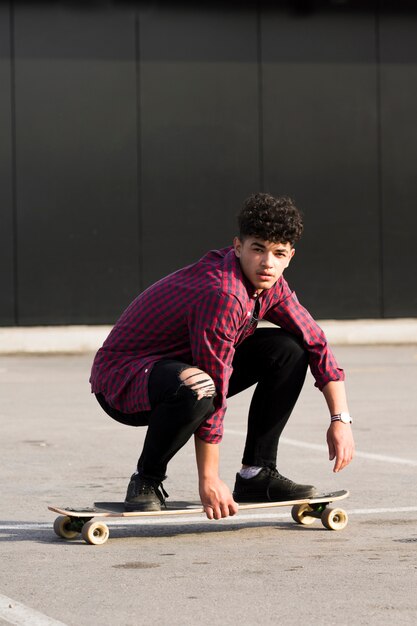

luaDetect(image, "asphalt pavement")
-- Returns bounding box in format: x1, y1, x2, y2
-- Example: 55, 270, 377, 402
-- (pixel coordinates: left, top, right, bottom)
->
1, 345, 417, 625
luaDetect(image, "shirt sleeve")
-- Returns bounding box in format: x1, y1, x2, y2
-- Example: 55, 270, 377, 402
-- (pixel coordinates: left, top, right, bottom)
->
264, 280, 345, 391
187, 290, 242, 444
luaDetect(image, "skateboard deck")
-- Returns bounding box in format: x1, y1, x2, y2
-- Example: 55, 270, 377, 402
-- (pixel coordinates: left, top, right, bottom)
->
49, 489, 349, 544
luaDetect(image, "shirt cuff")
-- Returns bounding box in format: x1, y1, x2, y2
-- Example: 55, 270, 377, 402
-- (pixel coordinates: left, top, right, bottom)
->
314, 368, 345, 391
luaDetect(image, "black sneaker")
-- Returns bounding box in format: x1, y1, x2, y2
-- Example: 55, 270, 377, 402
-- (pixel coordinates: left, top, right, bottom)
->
124, 472, 169, 512
233, 466, 317, 503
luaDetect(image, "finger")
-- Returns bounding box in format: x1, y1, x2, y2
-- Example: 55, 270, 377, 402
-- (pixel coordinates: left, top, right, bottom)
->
333, 447, 353, 472
204, 505, 214, 520
333, 459, 340, 473
228, 501, 239, 516
219, 502, 230, 519
333, 446, 344, 472
333, 451, 347, 472
328, 439, 336, 461
341, 447, 355, 470
212, 506, 222, 520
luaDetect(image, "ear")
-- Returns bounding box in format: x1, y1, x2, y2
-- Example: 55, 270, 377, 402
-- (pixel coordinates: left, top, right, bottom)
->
285, 247, 296, 268
233, 236, 242, 257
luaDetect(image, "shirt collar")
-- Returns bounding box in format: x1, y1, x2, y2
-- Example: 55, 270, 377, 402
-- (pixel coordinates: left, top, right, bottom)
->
222, 247, 258, 300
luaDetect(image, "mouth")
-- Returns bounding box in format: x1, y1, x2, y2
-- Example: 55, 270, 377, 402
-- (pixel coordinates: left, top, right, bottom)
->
256, 272, 274, 280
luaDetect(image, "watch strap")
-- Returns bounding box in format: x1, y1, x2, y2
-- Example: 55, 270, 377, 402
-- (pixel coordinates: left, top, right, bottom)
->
331, 413, 352, 424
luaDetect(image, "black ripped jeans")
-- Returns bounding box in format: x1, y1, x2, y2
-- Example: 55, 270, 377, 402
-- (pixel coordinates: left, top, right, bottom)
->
95, 328, 309, 482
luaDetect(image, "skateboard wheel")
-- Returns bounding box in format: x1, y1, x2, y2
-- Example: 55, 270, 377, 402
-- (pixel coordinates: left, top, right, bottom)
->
53, 515, 79, 540
321, 507, 348, 531
81, 521, 110, 545
291, 504, 316, 525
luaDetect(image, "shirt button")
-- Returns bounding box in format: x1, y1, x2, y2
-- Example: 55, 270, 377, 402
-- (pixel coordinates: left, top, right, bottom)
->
145, 369, 148, 373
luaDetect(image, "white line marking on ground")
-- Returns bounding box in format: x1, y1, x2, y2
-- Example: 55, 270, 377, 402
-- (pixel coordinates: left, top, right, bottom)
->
225, 429, 417, 466
0, 593, 68, 626
0, 524, 52, 531
348, 507, 417, 515
1, 507, 416, 532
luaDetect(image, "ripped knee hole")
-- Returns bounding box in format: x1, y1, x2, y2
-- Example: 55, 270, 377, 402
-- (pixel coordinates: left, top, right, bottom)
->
179, 368, 216, 400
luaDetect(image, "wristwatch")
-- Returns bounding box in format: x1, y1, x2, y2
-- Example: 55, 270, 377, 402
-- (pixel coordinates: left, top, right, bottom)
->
331, 412, 352, 424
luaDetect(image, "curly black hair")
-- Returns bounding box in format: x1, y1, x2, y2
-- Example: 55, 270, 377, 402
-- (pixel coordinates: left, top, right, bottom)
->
237, 193, 303, 246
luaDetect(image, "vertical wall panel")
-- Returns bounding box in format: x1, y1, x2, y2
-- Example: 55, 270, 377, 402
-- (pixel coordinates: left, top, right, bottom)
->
14, 5, 139, 324
379, 1, 417, 317
0, 2, 415, 325
0, 3, 15, 325
139, 5, 260, 287
261, 2, 380, 319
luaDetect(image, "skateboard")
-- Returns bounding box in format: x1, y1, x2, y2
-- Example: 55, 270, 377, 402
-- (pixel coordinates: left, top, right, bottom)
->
48, 489, 349, 545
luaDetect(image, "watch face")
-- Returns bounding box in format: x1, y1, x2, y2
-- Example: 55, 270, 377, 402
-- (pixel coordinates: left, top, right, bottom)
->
340, 412, 351, 423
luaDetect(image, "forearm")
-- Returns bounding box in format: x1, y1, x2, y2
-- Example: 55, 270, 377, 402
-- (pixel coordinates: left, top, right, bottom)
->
322, 380, 349, 416
194, 435, 220, 481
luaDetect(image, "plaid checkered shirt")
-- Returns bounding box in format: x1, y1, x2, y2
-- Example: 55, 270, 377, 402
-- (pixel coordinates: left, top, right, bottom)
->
90, 247, 345, 443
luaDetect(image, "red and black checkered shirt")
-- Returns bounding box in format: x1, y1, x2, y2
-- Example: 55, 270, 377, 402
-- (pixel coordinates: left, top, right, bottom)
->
90, 247, 344, 443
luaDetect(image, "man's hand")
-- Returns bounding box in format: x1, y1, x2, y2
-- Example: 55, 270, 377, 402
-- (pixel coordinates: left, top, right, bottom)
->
194, 435, 238, 520
199, 477, 238, 520
326, 421, 355, 472
322, 380, 355, 472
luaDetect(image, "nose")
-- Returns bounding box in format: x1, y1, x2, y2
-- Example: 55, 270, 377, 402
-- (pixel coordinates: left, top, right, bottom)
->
261, 252, 274, 268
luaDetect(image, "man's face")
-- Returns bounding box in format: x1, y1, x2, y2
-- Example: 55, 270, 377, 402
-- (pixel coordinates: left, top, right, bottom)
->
233, 236, 295, 294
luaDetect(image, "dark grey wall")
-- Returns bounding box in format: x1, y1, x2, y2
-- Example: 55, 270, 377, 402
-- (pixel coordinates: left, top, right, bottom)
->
0, 3, 15, 325
261, 4, 380, 319
1, 1, 417, 325
380, 1, 417, 317
140, 6, 260, 287
13, 5, 140, 324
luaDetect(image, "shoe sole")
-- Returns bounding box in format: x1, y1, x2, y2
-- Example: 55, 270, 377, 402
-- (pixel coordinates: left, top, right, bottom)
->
233, 490, 317, 503
124, 501, 162, 512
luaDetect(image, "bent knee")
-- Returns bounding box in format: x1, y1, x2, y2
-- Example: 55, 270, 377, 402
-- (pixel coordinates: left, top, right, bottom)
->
266, 330, 309, 367
179, 367, 216, 401
273, 330, 305, 351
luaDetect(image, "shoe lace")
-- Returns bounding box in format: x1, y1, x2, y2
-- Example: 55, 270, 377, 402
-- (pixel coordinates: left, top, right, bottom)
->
136, 478, 169, 508
265, 466, 292, 484
155, 482, 169, 508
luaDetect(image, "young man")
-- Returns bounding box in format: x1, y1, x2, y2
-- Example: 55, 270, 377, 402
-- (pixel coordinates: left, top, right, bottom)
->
90, 193, 354, 520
